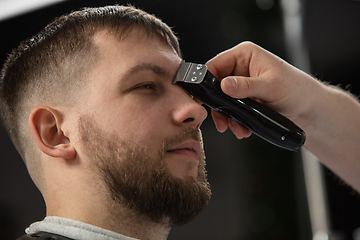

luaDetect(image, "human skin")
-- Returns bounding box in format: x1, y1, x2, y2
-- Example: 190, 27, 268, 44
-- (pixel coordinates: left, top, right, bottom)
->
77, 29, 208, 180
206, 41, 360, 192
28, 28, 208, 240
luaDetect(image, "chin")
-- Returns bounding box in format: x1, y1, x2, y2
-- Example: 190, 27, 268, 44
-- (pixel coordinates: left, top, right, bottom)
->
166, 163, 199, 180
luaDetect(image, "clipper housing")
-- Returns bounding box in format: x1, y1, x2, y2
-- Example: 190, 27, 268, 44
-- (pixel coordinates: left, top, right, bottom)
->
173, 60, 306, 151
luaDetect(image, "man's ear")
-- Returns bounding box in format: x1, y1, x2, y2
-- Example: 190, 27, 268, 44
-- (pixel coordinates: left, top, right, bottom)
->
28, 106, 76, 159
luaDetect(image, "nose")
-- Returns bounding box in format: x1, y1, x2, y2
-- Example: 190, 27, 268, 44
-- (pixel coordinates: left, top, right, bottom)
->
171, 85, 208, 128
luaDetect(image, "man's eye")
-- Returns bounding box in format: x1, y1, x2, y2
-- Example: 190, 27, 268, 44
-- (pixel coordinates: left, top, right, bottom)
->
140, 84, 155, 89
133, 83, 157, 91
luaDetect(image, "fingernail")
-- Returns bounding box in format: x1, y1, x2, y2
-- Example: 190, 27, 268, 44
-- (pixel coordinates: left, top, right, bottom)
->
223, 77, 236, 92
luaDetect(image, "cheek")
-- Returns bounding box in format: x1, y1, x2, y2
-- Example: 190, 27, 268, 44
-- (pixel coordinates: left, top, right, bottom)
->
131, 110, 168, 144
88, 94, 173, 152
111, 103, 170, 147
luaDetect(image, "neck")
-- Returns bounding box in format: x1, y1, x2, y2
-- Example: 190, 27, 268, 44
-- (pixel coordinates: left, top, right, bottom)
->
47, 195, 172, 240
45, 172, 172, 240
106, 204, 172, 240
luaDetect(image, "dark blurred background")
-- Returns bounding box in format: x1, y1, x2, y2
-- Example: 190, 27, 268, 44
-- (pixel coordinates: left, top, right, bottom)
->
1, 0, 360, 239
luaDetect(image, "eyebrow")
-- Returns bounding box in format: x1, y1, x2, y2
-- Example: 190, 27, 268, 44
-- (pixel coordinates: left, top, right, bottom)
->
125, 62, 171, 78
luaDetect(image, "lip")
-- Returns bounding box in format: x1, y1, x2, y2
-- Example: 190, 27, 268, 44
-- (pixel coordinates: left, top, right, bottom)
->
166, 140, 201, 162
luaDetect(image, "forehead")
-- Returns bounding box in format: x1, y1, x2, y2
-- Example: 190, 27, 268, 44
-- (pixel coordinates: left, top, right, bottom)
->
90, 29, 180, 80
93, 28, 179, 61
82, 29, 181, 94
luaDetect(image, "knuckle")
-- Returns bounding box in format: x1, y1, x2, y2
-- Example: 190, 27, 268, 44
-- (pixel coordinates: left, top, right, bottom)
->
239, 41, 255, 48
238, 77, 252, 97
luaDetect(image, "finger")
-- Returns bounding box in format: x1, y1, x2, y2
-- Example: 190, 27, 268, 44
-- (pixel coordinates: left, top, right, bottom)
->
221, 76, 268, 100
211, 110, 229, 133
228, 119, 252, 139
212, 109, 253, 139
206, 41, 258, 79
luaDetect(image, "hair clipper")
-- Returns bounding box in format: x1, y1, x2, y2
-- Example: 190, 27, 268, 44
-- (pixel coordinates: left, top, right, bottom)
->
173, 60, 306, 151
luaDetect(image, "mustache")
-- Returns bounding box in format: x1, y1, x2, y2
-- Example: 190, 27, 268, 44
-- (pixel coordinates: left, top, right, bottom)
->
162, 127, 203, 151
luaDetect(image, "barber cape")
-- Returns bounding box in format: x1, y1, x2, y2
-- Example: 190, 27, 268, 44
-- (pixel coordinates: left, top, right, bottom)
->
17, 216, 138, 240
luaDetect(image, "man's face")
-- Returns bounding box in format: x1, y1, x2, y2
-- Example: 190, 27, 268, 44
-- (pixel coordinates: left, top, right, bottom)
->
80, 29, 208, 179
76, 28, 210, 224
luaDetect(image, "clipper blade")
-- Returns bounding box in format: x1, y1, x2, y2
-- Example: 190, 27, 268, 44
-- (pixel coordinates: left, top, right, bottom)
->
173, 60, 207, 84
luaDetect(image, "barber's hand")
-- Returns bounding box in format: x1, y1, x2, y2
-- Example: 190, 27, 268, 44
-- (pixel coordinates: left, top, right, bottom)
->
206, 41, 319, 139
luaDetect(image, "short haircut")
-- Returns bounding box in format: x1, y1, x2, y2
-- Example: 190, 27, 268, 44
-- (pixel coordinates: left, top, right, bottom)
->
0, 5, 181, 161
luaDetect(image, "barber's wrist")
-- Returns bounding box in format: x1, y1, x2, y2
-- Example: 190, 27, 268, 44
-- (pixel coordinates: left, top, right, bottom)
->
293, 77, 333, 138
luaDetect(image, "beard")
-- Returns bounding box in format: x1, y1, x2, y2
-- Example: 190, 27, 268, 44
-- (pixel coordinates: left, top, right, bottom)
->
78, 115, 211, 226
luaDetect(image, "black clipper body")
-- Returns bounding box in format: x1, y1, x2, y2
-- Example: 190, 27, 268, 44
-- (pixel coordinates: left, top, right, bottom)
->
173, 60, 306, 151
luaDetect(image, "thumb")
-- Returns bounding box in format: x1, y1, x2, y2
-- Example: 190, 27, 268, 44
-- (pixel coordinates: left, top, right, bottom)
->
221, 76, 262, 99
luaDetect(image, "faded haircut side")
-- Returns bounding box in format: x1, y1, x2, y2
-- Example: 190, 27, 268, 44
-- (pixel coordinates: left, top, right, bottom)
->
0, 5, 181, 163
